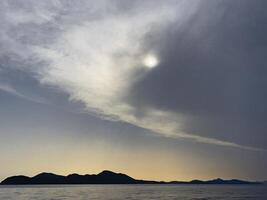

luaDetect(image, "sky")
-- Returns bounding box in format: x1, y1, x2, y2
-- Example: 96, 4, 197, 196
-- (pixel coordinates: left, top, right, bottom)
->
0, 0, 267, 182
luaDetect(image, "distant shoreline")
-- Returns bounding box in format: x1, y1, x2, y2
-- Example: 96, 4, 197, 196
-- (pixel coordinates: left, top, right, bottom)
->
1, 170, 264, 185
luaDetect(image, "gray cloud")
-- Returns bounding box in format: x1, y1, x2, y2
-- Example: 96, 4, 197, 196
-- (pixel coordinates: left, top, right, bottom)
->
0, 0, 266, 151
130, 0, 267, 149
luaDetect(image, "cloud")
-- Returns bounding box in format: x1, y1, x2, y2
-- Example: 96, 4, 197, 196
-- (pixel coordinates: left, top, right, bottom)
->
0, 83, 47, 104
130, 0, 267, 150
0, 0, 266, 151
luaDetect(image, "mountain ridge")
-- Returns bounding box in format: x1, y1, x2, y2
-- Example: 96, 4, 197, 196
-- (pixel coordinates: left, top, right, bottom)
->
1, 170, 263, 185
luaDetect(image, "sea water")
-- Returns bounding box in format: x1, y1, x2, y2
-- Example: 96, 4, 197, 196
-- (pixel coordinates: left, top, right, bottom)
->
0, 184, 266, 200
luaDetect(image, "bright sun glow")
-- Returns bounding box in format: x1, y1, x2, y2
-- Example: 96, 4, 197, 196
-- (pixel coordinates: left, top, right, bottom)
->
143, 54, 159, 68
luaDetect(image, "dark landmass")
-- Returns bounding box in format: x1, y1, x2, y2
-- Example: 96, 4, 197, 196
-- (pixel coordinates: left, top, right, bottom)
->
1, 170, 263, 185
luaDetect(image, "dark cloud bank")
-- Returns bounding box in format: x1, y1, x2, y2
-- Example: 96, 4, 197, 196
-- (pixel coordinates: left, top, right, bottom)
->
130, 0, 267, 149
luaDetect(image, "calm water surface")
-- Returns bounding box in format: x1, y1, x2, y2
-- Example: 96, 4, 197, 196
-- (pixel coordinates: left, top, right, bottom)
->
0, 184, 266, 200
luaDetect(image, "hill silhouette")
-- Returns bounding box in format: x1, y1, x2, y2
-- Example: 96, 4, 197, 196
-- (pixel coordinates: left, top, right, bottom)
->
1, 170, 262, 185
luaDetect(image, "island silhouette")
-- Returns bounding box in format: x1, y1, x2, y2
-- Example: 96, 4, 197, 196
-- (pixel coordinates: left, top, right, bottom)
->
1, 170, 263, 185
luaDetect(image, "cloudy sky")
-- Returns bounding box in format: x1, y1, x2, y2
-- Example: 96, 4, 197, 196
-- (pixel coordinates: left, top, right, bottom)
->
0, 0, 267, 181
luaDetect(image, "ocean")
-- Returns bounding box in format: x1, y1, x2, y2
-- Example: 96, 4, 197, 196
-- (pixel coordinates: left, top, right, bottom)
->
0, 184, 266, 200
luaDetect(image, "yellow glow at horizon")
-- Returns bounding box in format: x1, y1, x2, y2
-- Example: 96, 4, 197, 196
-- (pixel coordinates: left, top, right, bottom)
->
0, 134, 246, 182
143, 54, 159, 68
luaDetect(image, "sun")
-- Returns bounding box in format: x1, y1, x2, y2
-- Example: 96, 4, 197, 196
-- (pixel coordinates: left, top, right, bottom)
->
143, 54, 159, 68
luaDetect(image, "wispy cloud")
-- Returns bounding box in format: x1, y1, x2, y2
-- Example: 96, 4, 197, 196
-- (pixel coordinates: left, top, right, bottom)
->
0, 83, 47, 104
